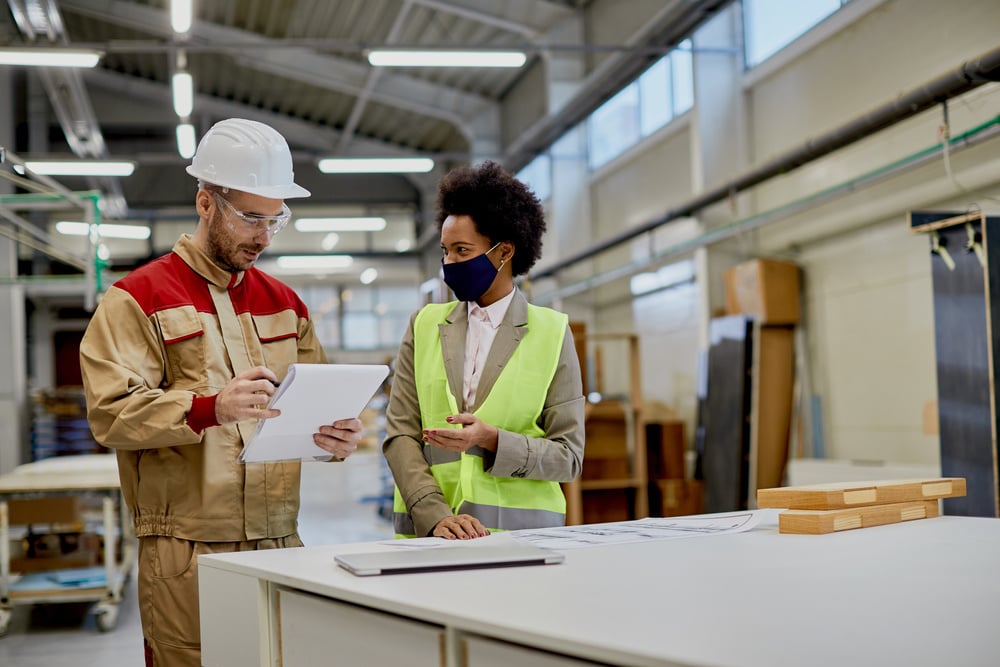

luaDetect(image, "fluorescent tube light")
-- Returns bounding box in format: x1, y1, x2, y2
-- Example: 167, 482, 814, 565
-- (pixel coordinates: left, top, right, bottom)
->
275, 255, 354, 271
317, 158, 434, 174
172, 72, 194, 117
321, 233, 340, 251
0, 48, 102, 68
295, 217, 387, 233
176, 123, 197, 159
368, 50, 526, 68
24, 160, 136, 176
171, 0, 193, 33
56, 221, 151, 240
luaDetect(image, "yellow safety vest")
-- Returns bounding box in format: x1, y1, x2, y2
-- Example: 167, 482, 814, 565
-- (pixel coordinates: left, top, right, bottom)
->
393, 301, 568, 537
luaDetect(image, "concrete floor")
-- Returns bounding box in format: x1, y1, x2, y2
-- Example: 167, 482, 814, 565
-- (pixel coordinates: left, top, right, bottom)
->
0, 450, 394, 666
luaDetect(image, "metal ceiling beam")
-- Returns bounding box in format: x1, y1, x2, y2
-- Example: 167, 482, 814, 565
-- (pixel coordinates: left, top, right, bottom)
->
409, 0, 542, 37
59, 0, 491, 133
337, 0, 415, 154
82, 68, 423, 161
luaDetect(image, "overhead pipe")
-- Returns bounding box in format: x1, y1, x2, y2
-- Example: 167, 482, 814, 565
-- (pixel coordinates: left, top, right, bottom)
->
531, 43, 1000, 281
533, 115, 1000, 304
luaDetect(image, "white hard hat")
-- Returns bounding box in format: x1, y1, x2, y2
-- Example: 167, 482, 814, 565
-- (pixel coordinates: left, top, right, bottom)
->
186, 118, 310, 199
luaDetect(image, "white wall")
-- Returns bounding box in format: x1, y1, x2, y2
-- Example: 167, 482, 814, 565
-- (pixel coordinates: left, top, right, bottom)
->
542, 0, 1000, 467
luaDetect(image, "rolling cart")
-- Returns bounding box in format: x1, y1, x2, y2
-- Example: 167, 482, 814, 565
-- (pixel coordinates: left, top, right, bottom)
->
0, 454, 135, 635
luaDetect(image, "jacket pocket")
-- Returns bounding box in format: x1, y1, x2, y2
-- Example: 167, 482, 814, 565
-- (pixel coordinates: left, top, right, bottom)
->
155, 306, 205, 388
252, 310, 300, 377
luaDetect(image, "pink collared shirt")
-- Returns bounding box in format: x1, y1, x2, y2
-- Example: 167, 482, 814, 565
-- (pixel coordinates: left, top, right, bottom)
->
462, 289, 515, 409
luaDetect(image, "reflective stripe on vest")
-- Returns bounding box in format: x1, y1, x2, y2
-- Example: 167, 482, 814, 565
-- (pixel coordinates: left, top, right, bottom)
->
393, 300, 568, 537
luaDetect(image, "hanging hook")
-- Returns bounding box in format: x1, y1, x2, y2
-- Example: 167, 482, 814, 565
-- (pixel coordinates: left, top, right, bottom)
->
965, 222, 985, 268
931, 232, 956, 271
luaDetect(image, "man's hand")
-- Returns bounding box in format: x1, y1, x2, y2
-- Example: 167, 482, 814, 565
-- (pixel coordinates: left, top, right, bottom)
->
422, 413, 499, 453
313, 418, 363, 459
215, 366, 281, 424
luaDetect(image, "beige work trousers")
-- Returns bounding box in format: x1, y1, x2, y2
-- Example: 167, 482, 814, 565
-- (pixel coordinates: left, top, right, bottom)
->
137, 533, 304, 667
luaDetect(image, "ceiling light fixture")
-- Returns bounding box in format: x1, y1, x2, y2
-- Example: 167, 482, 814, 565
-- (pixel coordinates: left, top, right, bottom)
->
275, 255, 354, 271
360, 268, 378, 285
172, 72, 194, 117
23, 160, 136, 176
55, 221, 151, 240
176, 123, 197, 159
321, 233, 340, 250
0, 48, 102, 68
317, 158, 434, 174
171, 0, 193, 33
294, 217, 387, 233
367, 50, 526, 68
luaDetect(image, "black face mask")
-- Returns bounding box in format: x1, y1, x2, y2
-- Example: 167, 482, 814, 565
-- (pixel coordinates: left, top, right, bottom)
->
442, 242, 502, 302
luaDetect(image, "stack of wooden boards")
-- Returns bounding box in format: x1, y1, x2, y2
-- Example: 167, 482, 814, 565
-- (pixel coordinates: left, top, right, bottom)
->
757, 478, 967, 534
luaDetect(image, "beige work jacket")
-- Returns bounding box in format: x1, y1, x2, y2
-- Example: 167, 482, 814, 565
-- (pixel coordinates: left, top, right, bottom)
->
80, 235, 327, 541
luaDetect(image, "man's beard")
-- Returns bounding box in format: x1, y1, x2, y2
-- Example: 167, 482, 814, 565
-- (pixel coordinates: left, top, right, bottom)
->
207, 210, 265, 272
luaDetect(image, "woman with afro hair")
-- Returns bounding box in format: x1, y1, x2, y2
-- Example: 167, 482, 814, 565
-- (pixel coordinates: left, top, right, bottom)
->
383, 160, 585, 539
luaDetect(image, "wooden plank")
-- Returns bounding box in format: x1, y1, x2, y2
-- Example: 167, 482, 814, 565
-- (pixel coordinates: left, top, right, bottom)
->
757, 477, 966, 510
907, 209, 984, 233
750, 324, 795, 504
778, 500, 940, 535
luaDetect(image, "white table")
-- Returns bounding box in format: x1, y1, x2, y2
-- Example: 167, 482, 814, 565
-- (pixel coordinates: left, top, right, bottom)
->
198, 511, 1000, 666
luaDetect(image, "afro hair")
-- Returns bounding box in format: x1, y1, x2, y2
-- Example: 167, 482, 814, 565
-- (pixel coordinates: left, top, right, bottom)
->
435, 160, 546, 277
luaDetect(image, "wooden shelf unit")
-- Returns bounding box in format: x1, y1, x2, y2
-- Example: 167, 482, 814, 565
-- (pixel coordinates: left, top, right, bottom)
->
564, 331, 648, 525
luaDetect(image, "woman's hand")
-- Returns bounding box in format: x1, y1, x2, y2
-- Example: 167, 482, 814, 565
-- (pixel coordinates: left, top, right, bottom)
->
423, 413, 499, 453
433, 514, 490, 539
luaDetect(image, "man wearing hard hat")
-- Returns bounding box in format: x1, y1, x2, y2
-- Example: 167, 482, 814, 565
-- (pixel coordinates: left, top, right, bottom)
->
80, 118, 362, 667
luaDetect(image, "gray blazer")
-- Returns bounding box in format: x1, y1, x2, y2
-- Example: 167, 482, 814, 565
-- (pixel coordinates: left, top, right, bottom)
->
383, 289, 585, 537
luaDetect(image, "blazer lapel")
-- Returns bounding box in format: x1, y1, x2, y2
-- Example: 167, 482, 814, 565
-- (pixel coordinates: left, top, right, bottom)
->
438, 301, 467, 410
472, 290, 529, 412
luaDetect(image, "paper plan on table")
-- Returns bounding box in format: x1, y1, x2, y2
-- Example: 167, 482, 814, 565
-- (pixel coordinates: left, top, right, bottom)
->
508, 511, 762, 549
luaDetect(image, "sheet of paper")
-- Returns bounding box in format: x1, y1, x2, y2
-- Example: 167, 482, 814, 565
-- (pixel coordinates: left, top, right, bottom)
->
239, 363, 388, 463
508, 511, 762, 549
377, 512, 764, 551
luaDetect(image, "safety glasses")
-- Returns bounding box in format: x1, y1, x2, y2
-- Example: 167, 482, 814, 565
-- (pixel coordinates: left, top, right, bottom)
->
213, 192, 292, 236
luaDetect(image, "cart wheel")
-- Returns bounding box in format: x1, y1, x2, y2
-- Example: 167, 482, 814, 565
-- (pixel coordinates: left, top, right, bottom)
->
95, 602, 119, 632
0, 607, 11, 638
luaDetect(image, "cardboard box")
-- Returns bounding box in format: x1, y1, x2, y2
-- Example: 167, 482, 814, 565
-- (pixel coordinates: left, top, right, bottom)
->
650, 479, 704, 517
646, 420, 686, 480
581, 488, 634, 523
10, 552, 96, 574
8, 497, 81, 526
724, 259, 800, 324
582, 401, 630, 480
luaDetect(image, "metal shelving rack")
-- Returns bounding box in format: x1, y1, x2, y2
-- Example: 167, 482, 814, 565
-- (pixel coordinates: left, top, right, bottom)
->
0, 454, 136, 636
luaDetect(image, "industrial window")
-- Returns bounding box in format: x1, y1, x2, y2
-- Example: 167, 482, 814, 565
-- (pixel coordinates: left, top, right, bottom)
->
588, 40, 694, 170
743, 0, 852, 67
296, 284, 419, 352
517, 153, 552, 203
341, 286, 420, 351
298, 285, 341, 350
